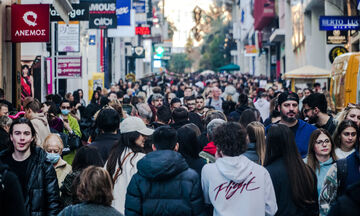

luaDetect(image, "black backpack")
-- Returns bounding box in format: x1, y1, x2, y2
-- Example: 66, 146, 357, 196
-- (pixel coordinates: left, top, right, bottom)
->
336, 158, 348, 196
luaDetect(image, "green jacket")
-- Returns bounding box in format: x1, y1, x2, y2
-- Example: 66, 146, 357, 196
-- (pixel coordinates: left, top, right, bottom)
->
62, 114, 81, 137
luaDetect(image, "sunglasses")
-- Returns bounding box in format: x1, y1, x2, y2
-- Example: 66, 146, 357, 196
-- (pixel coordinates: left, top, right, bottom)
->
61, 106, 71, 110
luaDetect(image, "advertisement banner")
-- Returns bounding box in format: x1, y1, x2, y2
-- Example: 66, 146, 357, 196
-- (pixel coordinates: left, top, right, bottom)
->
57, 21, 80, 52
50, 3, 89, 21
244, 45, 258, 57
319, 16, 360, 31
20, 56, 42, 102
57, 57, 82, 78
89, 1, 117, 29
11, 4, 50, 43
116, 0, 132, 26
93, 73, 104, 89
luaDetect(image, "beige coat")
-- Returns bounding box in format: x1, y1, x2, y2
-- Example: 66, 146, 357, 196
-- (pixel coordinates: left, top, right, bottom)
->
55, 158, 72, 188
30, 112, 51, 148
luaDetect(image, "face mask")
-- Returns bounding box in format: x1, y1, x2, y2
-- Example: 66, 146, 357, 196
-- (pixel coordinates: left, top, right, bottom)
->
46, 153, 61, 164
61, 109, 70, 115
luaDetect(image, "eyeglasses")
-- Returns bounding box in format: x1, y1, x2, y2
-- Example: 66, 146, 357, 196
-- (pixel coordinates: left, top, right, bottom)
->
61, 106, 71, 110
315, 139, 330, 145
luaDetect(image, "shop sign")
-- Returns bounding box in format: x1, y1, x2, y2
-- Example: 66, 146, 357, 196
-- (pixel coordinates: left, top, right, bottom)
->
50, 3, 89, 21
133, 46, 145, 58
133, 0, 145, 13
320, 16, 360, 31
135, 26, 151, 35
57, 22, 80, 52
244, 45, 258, 56
57, 57, 82, 78
125, 73, 136, 82
116, 0, 131, 26
329, 46, 348, 63
89, 1, 117, 29
326, 30, 348, 44
11, 4, 50, 43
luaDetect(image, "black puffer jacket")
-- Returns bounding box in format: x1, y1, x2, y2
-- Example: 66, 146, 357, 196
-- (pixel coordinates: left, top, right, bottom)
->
125, 150, 206, 216
0, 147, 61, 216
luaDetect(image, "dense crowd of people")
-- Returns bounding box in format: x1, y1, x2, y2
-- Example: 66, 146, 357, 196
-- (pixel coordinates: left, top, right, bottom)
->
0, 72, 359, 216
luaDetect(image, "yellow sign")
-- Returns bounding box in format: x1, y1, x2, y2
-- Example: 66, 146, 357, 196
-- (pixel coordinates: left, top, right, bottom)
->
88, 72, 104, 101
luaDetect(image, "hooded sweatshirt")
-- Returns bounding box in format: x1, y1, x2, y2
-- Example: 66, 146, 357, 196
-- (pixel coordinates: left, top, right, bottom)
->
30, 113, 51, 148
254, 98, 270, 121
203, 141, 217, 155
201, 155, 277, 216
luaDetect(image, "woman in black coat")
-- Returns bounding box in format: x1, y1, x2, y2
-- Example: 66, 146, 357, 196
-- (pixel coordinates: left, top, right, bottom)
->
0, 118, 61, 216
265, 124, 318, 216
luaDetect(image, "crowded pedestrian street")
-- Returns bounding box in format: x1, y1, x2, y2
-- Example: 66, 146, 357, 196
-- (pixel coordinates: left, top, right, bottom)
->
0, 0, 360, 216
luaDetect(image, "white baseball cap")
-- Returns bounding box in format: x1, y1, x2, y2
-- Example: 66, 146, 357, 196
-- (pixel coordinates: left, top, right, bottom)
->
120, 116, 154, 136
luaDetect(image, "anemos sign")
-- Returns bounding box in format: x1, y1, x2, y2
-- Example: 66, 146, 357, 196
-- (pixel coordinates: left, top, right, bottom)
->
11, 4, 50, 43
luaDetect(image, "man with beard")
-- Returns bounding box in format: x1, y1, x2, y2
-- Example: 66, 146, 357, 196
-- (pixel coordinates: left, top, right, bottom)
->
195, 95, 206, 118
184, 95, 204, 132
267, 92, 316, 158
302, 93, 337, 135
184, 96, 196, 112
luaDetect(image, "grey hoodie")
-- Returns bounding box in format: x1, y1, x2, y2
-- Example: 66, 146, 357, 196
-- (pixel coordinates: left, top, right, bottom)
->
254, 98, 270, 120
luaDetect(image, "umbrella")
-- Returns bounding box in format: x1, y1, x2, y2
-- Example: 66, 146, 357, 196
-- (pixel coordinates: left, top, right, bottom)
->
218, 63, 240, 71
200, 70, 215, 76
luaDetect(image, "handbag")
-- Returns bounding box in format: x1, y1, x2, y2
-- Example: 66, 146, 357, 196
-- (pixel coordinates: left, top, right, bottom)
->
67, 133, 81, 150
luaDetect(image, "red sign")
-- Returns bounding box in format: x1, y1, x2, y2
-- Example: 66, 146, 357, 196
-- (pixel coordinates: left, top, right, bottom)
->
135, 27, 151, 35
57, 57, 82, 78
11, 4, 50, 43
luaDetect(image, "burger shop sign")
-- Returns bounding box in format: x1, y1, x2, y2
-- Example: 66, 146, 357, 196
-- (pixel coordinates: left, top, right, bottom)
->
11, 4, 50, 43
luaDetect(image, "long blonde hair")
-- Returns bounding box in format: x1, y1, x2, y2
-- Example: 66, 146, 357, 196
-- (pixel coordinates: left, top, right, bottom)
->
336, 104, 360, 123
246, 121, 266, 165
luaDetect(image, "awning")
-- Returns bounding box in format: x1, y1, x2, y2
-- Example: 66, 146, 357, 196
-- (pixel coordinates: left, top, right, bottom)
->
270, 29, 285, 42
253, 0, 275, 30
218, 64, 240, 71
284, 65, 330, 79
53, 0, 73, 24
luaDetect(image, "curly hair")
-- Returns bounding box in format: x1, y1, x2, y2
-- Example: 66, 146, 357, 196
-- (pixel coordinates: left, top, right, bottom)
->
213, 122, 247, 156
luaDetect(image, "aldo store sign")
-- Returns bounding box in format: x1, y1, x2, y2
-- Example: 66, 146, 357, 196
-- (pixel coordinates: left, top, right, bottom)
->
89, 1, 117, 29
11, 4, 50, 43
